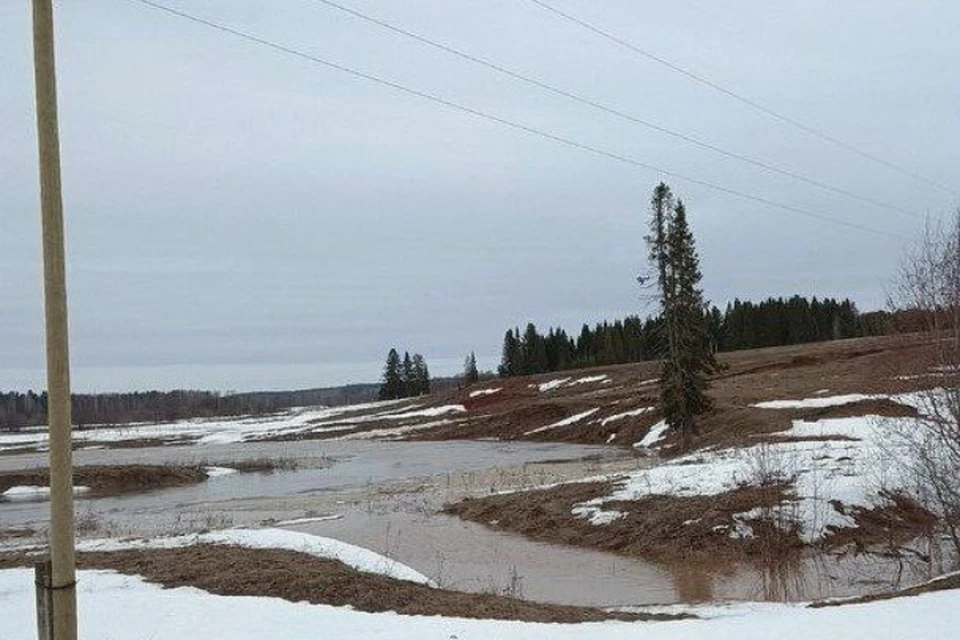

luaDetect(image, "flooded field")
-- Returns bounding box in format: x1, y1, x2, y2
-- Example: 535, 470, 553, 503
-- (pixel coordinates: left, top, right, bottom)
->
0, 436, 945, 608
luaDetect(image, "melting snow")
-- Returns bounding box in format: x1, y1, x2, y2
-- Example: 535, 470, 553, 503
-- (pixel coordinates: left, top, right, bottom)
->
569, 375, 609, 385
753, 393, 877, 409
204, 466, 238, 478
537, 378, 572, 392
0, 568, 957, 638
469, 388, 502, 398
1, 485, 90, 501
524, 409, 600, 436
633, 420, 670, 449
275, 514, 344, 526
600, 407, 655, 426
385, 405, 466, 419
578, 412, 918, 542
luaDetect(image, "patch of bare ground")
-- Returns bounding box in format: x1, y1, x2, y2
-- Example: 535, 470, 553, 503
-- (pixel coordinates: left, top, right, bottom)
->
215, 334, 942, 449
0, 465, 208, 498
0, 527, 35, 540
792, 398, 918, 421
446, 480, 803, 563
212, 458, 302, 473
396, 334, 939, 448
446, 481, 940, 571
0, 546, 686, 623
823, 490, 938, 551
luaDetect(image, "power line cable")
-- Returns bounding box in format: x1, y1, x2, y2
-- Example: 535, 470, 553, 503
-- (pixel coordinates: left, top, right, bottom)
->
126, 0, 907, 241
525, 0, 958, 198
306, 0, 920, 220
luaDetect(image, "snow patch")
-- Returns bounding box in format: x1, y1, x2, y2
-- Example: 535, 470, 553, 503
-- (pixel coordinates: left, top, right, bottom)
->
275, 514, 344, 526
569, 375, 609, 386
469, 388, 502, 398
580, 413, 912, 541
571, 505, 627, 525
204, 466, 238, 478
537, 378, 571, 392
524, 408, 600, 436
633, 420, 670, 450
753, 393, 877, 409
600, 407, 655, 426
1, 485, 90, 501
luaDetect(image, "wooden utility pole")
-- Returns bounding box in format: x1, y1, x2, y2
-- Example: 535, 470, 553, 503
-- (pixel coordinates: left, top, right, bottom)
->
31, 1, 78, 638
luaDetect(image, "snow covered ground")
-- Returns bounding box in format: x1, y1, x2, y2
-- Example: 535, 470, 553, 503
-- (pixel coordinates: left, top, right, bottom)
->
0, 568, 956, 639
575, 393, 925, 541
0, 399, 464, 452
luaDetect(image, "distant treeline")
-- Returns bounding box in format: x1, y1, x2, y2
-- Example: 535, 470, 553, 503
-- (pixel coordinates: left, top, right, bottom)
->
498, 296, 891, 377
0, 384, 375, 432
0, 375, 471, 432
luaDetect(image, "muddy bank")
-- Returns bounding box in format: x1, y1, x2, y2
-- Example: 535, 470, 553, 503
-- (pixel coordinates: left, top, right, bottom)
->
446, 481, 803, 563
0, 465, 209, 498
1, 546, 683, 623
446, 480, 937, 567
0, 458, 309, 501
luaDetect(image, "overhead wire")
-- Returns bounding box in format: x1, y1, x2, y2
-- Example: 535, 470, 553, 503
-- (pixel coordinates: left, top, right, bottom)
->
126, 0, 908, 241
525, 0, 958, 198
306, 0, 920, 220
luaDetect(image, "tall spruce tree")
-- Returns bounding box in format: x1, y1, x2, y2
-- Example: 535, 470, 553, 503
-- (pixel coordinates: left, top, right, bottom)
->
647, 185, 716, 448
401, 351, 413, 398
463, 351, 480, 384
378, 348, 403, 400
498, 329, 523, 377
411, 354, 430, 395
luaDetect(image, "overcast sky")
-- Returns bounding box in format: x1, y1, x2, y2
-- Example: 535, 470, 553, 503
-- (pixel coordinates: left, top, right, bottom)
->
2, 0, 958, 392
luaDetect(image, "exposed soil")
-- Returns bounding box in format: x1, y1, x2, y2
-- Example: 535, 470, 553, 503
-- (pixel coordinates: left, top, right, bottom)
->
446, 480, 804, 564
790, 398, 919, 422
207, 458, 303, 473
0, 465, 209, 498
446, 479, 940, 574
391, 333, 940, 450
0, 546, 686, 623
823, 490, 938, 551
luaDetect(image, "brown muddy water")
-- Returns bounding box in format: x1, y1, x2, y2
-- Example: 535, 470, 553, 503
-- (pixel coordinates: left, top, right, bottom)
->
0, 439, 948, 607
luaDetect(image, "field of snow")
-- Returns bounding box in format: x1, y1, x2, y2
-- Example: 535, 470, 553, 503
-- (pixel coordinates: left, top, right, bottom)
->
0, 568, 956, 639
0, 399, 462, 452
575, 394, 925, 541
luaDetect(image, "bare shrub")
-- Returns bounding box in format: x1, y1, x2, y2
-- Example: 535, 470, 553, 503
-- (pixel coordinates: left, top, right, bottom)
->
888, 209, 960, 559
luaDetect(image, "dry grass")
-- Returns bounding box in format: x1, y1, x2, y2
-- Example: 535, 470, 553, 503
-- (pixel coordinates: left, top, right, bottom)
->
0, 465, 208, 498
446, 480, 802, 564
0, 546, 688, 623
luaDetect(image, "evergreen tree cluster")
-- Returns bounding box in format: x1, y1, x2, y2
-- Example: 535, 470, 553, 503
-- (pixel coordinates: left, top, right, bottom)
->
498, 296, 873, 379
378, 348, 431, 400
721, 296, 860, 350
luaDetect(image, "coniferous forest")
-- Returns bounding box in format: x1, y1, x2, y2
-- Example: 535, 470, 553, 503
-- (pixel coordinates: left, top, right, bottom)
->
377, 349, 431, 400
498, 296, 888, 377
